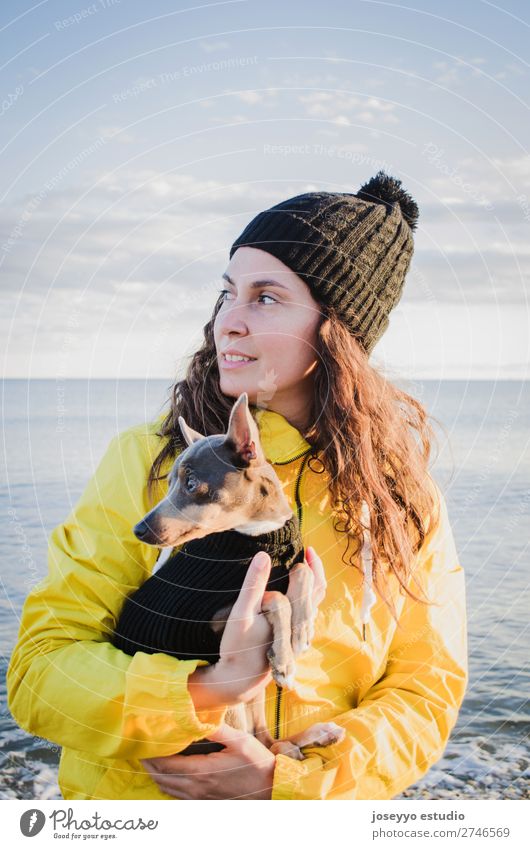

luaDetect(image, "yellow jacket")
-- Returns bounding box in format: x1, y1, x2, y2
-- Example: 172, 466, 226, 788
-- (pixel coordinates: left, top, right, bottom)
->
7, 408, 468, 800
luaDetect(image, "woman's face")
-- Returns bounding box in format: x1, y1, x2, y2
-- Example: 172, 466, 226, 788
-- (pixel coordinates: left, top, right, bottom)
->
213, 246, 323, 430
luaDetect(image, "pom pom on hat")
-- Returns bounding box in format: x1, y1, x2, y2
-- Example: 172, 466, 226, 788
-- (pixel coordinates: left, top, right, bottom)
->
356, 170, 420, 232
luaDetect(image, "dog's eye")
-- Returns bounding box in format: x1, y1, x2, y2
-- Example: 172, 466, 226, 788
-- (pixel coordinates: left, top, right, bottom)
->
185, 471, 198, 493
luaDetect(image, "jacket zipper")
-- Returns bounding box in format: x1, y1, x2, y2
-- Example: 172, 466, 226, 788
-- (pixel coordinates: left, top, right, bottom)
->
272, 449, 311, 740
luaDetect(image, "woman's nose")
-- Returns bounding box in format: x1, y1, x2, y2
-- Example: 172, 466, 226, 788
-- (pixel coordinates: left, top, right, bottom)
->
215, 303, 249, 335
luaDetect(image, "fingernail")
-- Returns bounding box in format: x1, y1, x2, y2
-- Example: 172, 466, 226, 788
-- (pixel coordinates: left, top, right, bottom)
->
255, 552, 270, 569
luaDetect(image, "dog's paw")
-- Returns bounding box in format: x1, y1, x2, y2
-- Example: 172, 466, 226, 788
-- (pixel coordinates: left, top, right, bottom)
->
267, 646, 296, 690
269, 740, 304, 761
291, 619, 315, 656
290, 721, 346, 749
272, 668, 295, 690
305, 721, 346, 748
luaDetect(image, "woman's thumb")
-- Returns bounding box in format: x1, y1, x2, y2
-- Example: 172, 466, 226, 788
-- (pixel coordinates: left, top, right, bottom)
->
233, 551, 272, 615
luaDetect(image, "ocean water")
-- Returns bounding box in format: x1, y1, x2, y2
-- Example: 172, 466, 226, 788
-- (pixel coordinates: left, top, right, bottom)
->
1, 378, 529, 800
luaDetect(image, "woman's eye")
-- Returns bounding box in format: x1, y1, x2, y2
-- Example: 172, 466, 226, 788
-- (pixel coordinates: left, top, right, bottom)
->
217, 288, 276, 305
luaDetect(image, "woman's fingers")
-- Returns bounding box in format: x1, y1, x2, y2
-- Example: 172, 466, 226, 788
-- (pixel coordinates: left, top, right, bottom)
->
306, 546, 327, 607
141, 758, 197, 798
229, 551, 272, 618
218, 551, 274, 694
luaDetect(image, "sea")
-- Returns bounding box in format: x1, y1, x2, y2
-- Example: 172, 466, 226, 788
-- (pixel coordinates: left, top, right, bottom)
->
1, 378, 529, 800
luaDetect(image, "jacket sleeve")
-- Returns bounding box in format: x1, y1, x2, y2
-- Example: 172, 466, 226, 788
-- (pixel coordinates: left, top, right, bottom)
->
7, 429, 227, 761
271, 484, 468, 800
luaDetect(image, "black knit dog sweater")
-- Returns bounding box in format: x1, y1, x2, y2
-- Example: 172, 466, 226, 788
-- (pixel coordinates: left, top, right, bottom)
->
112, 516, 304, 664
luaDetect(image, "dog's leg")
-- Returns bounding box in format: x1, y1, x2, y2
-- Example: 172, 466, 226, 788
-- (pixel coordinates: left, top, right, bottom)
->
245, 685, 306, 761
177, 703, 248, 756
269, 739, 305, 760
268, 721, 346, 761
210, 598, 302, 756
210, 600, 291, 742
286, 559, 316, 656
245, 691, 275, 749
266, 567, 345, 762
261, 590, 296, 690
174, 605, 247, 756
284, 721, 346, 749
225, 703, 248, 733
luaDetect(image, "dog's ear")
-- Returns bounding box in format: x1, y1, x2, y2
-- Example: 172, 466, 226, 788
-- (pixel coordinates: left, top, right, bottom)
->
225, 392, 265, 466
178, 416, 205, 447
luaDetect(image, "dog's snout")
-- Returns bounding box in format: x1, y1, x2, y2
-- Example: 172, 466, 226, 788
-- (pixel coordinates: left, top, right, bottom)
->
133, 521, 151, 540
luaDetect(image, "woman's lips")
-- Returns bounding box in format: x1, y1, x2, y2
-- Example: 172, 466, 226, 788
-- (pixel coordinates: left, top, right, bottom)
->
219, 354, 258, 370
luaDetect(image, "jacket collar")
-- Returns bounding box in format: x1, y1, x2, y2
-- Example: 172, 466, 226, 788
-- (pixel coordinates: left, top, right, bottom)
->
252, 407, 312, 464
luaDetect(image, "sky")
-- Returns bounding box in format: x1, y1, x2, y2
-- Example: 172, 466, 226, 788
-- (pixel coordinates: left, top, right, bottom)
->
1, 0, 529, 379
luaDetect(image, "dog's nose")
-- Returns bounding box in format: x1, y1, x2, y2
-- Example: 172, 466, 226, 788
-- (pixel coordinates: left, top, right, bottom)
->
133, 521, 150, 540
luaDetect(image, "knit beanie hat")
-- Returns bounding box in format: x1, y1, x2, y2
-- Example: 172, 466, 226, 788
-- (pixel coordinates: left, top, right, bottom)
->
229, 170, 419, 355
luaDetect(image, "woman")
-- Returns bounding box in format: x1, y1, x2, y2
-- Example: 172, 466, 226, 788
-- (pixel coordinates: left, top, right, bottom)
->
7, 171, 468, 800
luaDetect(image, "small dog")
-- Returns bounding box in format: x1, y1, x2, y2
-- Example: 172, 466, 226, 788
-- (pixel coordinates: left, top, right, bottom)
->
112, 392, 345, 760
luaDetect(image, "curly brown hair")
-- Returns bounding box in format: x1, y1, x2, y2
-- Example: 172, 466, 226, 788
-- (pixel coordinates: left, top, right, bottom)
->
147, 294, 442, 620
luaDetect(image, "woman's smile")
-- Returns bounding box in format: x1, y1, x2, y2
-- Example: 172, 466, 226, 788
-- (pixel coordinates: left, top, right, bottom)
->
219, 348, 256, 369
219, 351, 259, 369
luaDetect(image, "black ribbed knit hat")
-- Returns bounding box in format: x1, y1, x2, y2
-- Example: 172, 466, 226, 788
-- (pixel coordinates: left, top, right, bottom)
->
229, 170, 419, 355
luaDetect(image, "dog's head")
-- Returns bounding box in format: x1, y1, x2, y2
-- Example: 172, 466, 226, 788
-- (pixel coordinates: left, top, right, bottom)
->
133, 393, 291, 546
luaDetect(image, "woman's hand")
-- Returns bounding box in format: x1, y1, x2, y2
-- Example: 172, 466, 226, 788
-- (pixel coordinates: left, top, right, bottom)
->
188, 550, 276, 710
141, 722, 276, 800
188, 546, 327, 710
215, 549, 278, 702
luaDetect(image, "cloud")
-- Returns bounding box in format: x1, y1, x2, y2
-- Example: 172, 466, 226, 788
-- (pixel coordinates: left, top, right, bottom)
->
5, 293, 527, 379
1, 169, 527, 306
1, 162, 528, 376
199, 40, 232, 53
96, 125, 137, 144
231, 90, 266, 104
0, 171, 299, 307
406, 249, 529, 304
431, 56, 490, 88
490, 155, 530, 184
0, 164, 530, 363
298, 90, 399, 125
493, 62, 527, 81
214, 82, 401, 128
377, 302, 529, 380
421, 148, 530, 209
